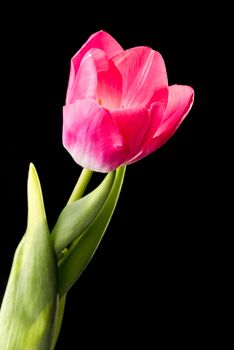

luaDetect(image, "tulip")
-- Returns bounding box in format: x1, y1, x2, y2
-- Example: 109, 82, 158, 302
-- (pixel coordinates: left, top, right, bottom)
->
0, 31, 195, 349
63, 30, 194, 172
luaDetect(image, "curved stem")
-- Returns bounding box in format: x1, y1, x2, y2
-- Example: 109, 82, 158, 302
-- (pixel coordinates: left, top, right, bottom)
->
67, 168, 93, 204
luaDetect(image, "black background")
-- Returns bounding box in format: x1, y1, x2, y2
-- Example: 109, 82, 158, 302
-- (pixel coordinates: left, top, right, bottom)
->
0, 2, 223, 348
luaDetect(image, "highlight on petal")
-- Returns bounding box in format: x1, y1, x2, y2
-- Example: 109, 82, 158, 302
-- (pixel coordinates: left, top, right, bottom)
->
128, 85, 194, 163
113, 46, 168, 108
67, 50, 98, 104
63, 99, 128, 172
67, 47, 123, 107
66, 31, 124, 104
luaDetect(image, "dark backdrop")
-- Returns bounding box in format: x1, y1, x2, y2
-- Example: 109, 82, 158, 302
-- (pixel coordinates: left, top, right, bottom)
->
1, 2, 219, 348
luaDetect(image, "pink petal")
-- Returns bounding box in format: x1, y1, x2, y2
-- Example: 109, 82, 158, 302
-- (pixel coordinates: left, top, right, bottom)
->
66, 31, 124, 104
68, 48, 123, 107
113, 47, 168, 108
155, 85, 194, 136
129, 85, 194, 163
126, 101, 167, 163
63, 99, 128, 172
66, 50, 98, 104
96, 57, 123, 109
110, 106, 151, 161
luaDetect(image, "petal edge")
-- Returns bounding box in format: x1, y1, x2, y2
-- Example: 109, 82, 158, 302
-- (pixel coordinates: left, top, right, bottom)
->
66, 31, 124, 104
63, 99, 128, 172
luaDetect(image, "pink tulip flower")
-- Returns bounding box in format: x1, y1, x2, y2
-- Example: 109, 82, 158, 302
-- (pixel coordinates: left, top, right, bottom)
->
63, 31, 194, 172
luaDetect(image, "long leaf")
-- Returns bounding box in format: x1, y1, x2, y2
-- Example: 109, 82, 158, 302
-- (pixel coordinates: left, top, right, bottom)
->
51, 171, 115, 256
58, 165, 126, 298
50, 295, 66, 350
0, 164, 58, 350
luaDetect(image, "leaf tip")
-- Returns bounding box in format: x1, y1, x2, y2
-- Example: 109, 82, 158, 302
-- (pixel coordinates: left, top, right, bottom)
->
27, 162, 46, 228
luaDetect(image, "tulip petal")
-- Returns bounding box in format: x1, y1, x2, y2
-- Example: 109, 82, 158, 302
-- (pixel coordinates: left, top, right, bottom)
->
126, 101, 166, 164
129, 85, 194, 163
67, 48, 122, 106
63, 99, 128, 172
67, 50, 98, 104
96, 55, 123, 109
66, 31, 124, 104
113, 47, 168, 108
110, 107, 151, 160
155, 84, 194, 136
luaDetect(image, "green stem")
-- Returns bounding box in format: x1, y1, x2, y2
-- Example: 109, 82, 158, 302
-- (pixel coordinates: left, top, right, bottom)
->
67, 168, 93, 204
52, 168, 93, 349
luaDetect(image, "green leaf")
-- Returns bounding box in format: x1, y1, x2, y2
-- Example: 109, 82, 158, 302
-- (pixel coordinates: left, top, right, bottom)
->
50, 295, 66, 350
58, 165, 126, 298
0, 164, 58, 350
51, 171, 115, 256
